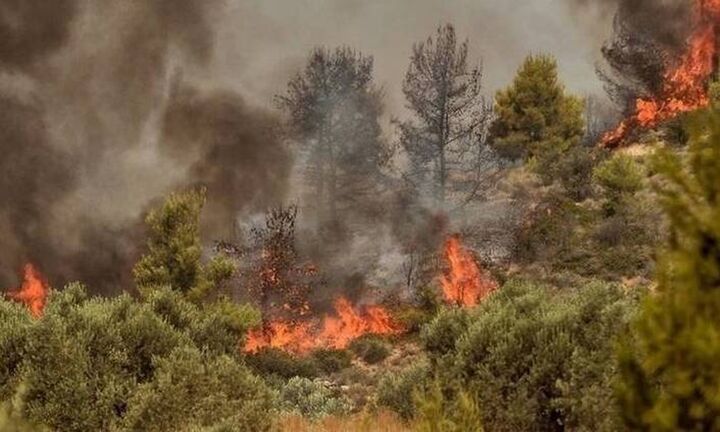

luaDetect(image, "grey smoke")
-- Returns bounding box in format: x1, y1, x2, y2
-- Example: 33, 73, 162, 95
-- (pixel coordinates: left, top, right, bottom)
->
1, 0, 668, 294
0, 0, 291, 293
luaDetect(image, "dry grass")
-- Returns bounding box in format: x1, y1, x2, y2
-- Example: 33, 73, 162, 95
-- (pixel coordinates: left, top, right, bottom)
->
276, 411, 414, 432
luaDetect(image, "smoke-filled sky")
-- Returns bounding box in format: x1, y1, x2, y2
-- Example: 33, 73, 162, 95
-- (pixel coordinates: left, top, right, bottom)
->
0, 0, 666, 292
212, 0, 614, 112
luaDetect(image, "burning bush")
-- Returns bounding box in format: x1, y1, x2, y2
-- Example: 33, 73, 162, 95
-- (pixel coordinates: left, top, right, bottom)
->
244, 297, 404, 356
440, 235, 498, 307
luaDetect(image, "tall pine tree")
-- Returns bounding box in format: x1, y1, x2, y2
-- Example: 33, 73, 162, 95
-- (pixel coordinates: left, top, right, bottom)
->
490, 54, 584, 169
398, 23, 493, 208
277, 47, 388, 230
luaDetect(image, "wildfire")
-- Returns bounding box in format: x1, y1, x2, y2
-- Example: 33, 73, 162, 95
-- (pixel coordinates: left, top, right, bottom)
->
245, 296, 403, 355
6, 263, 48, 318
441, 235, 497, 307
602, 0, 720, 147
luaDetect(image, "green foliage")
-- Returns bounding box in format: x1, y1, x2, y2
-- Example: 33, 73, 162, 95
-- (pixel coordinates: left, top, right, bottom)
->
513, 148, 659, 281
376, 360, 430, 420
311, 349, 353, 374
133, 189, 235, 301
491, 54, 584, 165
245, 348, 320, 379
617, 109, 720, 430
278, 377, 353, 420
555, 145, 596, 202
394, 305, 434, 334
421, 308, 471, 363
121, 346, 273, 432
421, 280, 637, 431
0, 301, 32, 401
413, 380, 484, 432
0, 284, 268, 431
594, 152, 645, 214
349, 336, 391, 364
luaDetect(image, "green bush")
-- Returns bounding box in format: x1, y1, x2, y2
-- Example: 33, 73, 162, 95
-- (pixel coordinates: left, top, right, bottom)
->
349, 336, 391, 364
278, 377, 352, 420
376, 360, 430, 420
121, 346, 274, 431
616, 109, 720, 429
420, 280, 637, 431
413, 379, 484, 432
421, 308, 470, 362
0, 285, 269, 431
245, 348, 320, 379
133, 189, 235, 301
311, 349, 353, 374
394, 306, 433, 334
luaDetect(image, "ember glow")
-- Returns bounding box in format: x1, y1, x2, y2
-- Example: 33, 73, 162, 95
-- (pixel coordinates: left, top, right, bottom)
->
245, 296, 403, 355
441, 235, 498, 307
7, 264, 49, 318
602, 0, 720, 147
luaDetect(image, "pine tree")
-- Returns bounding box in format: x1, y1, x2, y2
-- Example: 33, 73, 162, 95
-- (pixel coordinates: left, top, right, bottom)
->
617, 108, 720, 430
398, 23, 493, 207
490, 54, 584, 168
277, 47, 388, 229
133, 189, 234, 301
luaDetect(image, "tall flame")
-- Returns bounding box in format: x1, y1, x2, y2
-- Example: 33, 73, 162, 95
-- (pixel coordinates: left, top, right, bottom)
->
245, 296, 403, 355
602, 0, 720, 147
7, 263, 48, 318
441, 235, 497, 307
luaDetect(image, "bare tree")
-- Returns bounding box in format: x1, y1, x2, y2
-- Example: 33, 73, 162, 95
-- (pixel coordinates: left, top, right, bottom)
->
398, 23, 494, 208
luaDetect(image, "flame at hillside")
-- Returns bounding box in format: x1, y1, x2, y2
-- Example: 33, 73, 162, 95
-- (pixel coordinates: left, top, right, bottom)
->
441, 235, 498, 307
602, 0, 720, 147
7, 264, 48, 318
245, 297, 403, 355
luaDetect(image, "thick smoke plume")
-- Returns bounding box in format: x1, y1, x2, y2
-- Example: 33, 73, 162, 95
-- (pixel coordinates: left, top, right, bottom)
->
160, 83, 292, 240
0, 0, 290, 293
570, 0, 695, 111
570, 0, 692, 48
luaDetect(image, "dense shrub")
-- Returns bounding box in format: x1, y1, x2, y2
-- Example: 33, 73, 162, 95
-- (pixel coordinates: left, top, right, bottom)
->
278, 377, 352, 420
420, 308, 470, 362
617, 109, 720, 429
349, 336, 391, 364
413, 379, 484, 432
419, 280, 638, 431
394, 306, 434, 334
121, 346, 273, 431
376, 361, 430, 420
0, 285, 271, 431
311, 349, 353, 374
245, 348, 320, 379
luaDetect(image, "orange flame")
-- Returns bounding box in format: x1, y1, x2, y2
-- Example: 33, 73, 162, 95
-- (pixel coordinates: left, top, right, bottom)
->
441, 235, 497, 307
6, 263, 48, 318
602, 0, 720, 147
245, 296, 403, 355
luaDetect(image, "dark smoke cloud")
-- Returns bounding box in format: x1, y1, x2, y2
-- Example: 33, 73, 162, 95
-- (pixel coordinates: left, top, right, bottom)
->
0, 96, 74, 286
0, 0, 291, 293
160, 83, 292, 240
0, 0, 79, 287
569, 0, 694, 111
0, 0, 78, 71
569, 0, 692, 49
